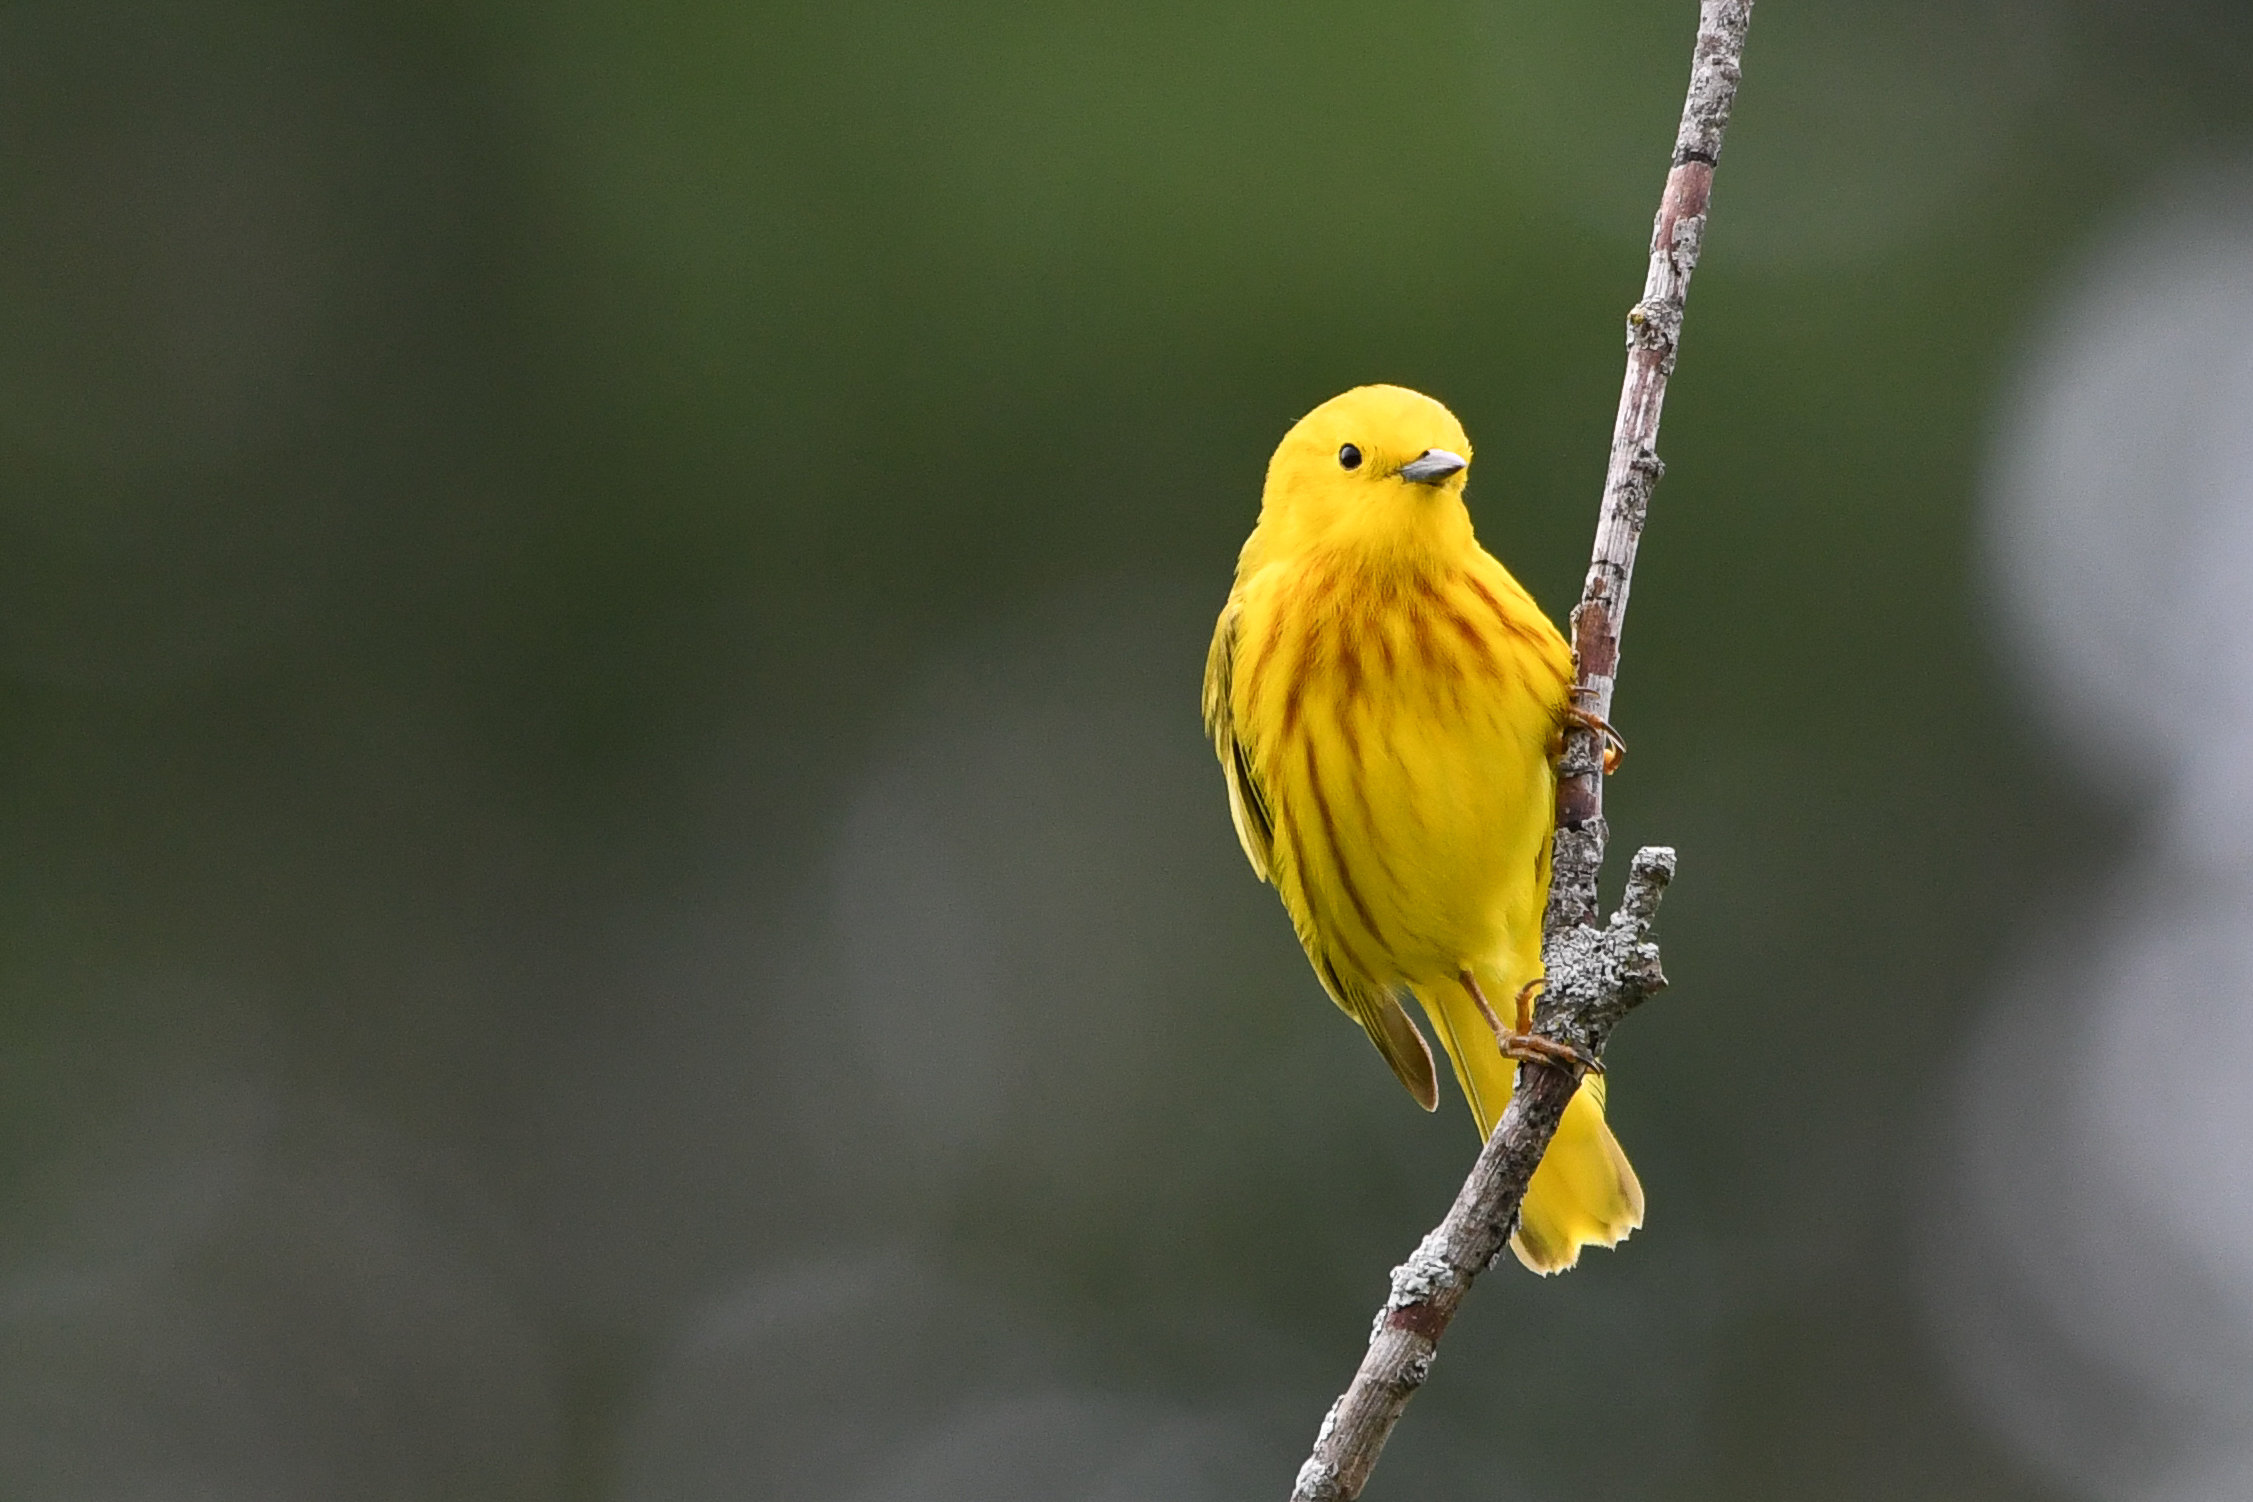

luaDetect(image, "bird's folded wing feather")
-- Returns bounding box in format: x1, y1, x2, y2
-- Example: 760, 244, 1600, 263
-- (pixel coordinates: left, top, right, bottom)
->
1314, 952, 1440, 1112
1204, 599, 1438, 1111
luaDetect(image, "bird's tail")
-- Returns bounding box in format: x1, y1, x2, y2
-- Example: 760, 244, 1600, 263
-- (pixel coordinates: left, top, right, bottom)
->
1410, 974, 1645, 1274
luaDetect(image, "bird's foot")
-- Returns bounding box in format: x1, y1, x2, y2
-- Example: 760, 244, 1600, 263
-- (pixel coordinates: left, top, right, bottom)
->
1562, 695, 1626, 774
1462, 973, 1604, 1078
1498, 1031, 1604, 1077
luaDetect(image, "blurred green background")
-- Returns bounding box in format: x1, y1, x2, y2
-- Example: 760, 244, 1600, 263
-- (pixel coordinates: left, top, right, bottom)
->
3, 1, 2250, 1498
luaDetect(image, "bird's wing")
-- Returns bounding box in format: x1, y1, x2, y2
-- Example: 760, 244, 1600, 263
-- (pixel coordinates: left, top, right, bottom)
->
1202, 600, 1274, 883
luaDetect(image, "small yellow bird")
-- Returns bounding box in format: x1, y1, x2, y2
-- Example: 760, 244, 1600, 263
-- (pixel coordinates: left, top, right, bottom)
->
1204, 384, 1642, 1273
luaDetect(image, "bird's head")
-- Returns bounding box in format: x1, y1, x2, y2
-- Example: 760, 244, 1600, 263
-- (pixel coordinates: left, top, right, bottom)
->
1254, 385, 1477, 564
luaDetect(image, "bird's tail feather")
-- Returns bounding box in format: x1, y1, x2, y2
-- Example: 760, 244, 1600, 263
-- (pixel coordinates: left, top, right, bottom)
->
1411, 975, 1644, 1275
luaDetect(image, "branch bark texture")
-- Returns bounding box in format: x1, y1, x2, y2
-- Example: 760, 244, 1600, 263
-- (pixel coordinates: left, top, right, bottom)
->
1288, 5, 1749, 1499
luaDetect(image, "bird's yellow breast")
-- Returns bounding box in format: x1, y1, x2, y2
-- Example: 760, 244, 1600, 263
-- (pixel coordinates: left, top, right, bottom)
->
1229, 547, 1571, 989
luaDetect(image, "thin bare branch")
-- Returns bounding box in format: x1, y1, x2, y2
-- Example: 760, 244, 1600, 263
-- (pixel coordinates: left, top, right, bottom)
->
1287, 5, 1749, 1497
1550, 0, 1748, 930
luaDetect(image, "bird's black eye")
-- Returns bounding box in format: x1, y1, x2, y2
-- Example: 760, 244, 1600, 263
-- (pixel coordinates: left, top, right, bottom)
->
1338, 443, 1363, 471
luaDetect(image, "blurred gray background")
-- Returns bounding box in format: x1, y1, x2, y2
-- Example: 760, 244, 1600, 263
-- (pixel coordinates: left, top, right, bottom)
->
3, 1, 2252, 1498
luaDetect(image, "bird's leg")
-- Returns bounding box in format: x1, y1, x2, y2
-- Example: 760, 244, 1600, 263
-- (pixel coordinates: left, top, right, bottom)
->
1562, 690, 1626, 774
1461, 970, 1603, 1078
1462, 969, 1513, 1040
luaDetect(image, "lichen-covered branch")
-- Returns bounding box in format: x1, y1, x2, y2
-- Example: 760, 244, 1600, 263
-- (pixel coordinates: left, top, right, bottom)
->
1287, 5, 1749, 1499
1288, 852, 1675, 1502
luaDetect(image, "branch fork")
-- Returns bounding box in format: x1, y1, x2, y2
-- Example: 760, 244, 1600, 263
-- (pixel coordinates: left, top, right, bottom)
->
1536, 845, 1677, 1061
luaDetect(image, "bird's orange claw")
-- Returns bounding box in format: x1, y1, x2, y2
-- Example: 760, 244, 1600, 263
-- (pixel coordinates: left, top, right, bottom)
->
1562, 696, 1626, 774
1512, 977, 1545, 1032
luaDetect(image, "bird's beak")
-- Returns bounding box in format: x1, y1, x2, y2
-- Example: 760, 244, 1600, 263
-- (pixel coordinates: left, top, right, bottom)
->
1398, 448, 1468, 485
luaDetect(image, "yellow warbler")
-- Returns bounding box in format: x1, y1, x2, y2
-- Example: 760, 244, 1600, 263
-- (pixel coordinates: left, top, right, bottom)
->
1203, 384, 1642, 1273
